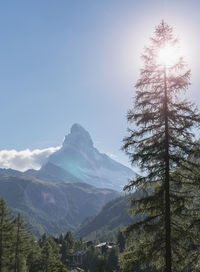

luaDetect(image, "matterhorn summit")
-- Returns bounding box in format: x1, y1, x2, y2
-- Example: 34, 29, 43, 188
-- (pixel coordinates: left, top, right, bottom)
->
62, 123, 94, 150
32, 124, 135, 191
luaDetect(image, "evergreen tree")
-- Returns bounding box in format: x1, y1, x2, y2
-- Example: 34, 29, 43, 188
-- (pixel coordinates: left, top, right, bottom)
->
74, 238, 84, 252
58, 233, 64, 244
38, 233, 47, 248
107, 247, 119, 271
64, 231, 75, 251
26, 238, 42, 272
40, 241, 60, 272
120, 21, 200, 271
60, 240, 70, 265
83, 245, 100, 271
47, 235, 60, 256
116, 230, 125, 253
0, 198, 14, 272
12, 213, 32, 272
60, 231, 75, 264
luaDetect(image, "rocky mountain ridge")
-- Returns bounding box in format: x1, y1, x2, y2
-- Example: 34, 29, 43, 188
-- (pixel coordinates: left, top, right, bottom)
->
26, 124, 135, 191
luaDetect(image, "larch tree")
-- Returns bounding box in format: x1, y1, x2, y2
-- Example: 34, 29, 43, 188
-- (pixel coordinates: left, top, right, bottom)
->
120, 21, 200, 272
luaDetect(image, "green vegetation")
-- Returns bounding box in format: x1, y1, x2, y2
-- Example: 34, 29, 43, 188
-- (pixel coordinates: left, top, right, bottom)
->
0, 176, 119, 236
120, 21, 200, 271
75, 194, 139, 242
0, 197, 125, 272
0, 198, 69, 272
0, 198, 14, 272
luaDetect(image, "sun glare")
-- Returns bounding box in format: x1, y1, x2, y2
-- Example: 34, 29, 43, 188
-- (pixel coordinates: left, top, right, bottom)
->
157, 44, 179, 66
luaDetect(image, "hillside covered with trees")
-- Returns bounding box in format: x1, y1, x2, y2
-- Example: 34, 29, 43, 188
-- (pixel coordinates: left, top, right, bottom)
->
0, 197, 125, 272
75, 193, 140, 242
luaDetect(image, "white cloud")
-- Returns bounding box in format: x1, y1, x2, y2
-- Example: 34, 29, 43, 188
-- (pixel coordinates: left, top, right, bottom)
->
0, 146, 60, 172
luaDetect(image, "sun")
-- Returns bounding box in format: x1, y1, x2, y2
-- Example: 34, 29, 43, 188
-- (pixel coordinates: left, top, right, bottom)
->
157, 44, 179, 66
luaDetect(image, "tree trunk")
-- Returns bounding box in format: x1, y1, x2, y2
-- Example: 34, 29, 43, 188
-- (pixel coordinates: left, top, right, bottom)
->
164, 65, 172, 272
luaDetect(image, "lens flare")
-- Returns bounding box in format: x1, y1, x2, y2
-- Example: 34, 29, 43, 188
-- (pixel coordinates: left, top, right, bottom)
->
157, 44, 179, 66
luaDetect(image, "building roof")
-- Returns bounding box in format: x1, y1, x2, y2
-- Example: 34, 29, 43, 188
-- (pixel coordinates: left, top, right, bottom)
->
95, 242, 107, 248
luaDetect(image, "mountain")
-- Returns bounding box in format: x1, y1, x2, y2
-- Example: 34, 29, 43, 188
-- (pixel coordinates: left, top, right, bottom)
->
26, 124, 135, 191
0, 123, 136, 236
75, 192, 140, 241
0, 168, 24, 177
0, 175, 120, 236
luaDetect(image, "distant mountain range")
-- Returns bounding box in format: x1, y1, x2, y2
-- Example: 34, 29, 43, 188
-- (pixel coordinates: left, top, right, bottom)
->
0, 124, 136, 236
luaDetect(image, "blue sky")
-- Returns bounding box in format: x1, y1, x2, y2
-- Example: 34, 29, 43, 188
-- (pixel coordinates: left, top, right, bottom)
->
0, 0, 200, 170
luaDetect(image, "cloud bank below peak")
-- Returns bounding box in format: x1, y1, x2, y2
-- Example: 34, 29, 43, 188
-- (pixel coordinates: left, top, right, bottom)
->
0, 146, 60, 172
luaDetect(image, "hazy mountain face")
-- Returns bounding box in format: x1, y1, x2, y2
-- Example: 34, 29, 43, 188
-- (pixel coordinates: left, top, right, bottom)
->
0, 176, 120, 236
37, 124, 135, 191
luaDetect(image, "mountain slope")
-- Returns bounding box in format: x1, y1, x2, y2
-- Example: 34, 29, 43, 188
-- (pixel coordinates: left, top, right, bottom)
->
0, 175, 120, 236
75, 193, 139, 241
27, 124, 135, 191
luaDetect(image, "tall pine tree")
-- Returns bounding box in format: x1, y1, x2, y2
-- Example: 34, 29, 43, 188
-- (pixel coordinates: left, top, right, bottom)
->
40, 240, 68, 272
0, 198, 14, 272
120, 21, 200, 272
12, 213, 32, 272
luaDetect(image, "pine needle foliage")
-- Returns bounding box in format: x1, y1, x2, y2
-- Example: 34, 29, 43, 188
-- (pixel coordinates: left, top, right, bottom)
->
12, 213, 32, 272
0, 198, 14, 272
121, 21, 200, 272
